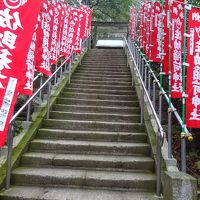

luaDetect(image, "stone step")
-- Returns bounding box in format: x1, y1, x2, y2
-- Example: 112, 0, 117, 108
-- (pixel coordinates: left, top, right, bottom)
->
73, 72, 131, 79
49, 111, 140, 123
56, 97, 138, 107
72, 75, 132, 82
79, 64, 130, 71
81, 62, 127, 66
37, 129, 147, 143
76, 68, 130, 74
53, 104, 140, 115
21, 152, 154, 171
87, 54, 125, 57
80, 63, 127, 67
42, 119, 145, 132
0, 186, 159, 200
68, 83, 134, 90
30, 139, 150, 155
11, 167, 156, 190
70, 79, 132, 86
63, 87, 135, 95
82, 59, 127, 62
60, 92, 137, 101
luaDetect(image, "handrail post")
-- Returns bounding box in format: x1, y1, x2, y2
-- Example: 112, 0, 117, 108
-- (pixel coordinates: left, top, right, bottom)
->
156, 132, 162, 197
6, 122, 14, 189
60, 59, 63, 80
64, 61, 67, 73
168, 109, 172, 158
26, 102, 31, 122
39, 75, 43, 99
153, 80, 156, 108
140, 89, 144, 124
46, 81, 51, 119
141, 58, 144, 80
69, 58, 72, 84
54, 65, 58, 85
181, 137, 186, 172
144, 64, 148, 89
159, 94, 163, 122
148, 71, 151, 96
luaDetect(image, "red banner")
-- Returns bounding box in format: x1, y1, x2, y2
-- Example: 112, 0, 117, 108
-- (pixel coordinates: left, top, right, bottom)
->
49, 0, 62, 64
19, 28, 37, 96
186, 8, 200, 128
170, 1, 184, 98
140, 3, 146, 51
145, 2, 152, 59
74, 9, 86, 54
60, 5, 70, 57
162, 0, 169, 74
65, 8, 80, 59
35, 0, 53, 76
129, 7, 138, 41
0, 0, 43, 147
150, 2, 162, 63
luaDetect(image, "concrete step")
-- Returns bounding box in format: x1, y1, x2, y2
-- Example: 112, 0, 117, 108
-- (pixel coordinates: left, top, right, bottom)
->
73, 72, 131, 79
53, 104, 140, 115
76, 68, 130, 74
72, 75, 132, 82
82, 59, 127, 62
87, 53, 125, 55
81, 62, 127, 66
64, 87, 135, 95
71, 79, 132, 86
30, 139, 150, 155
86, 54, 126, 58
11, 167, 156, 190
37, 129, 147, 143
56, 97, 138, 107
42, 119, 145, 132
84, 56, 126, 59
68, 83, 134, 90
0, 186, 160, 200
80, 64, 128, 68
60, 92, 137, 101
79, 64, 130, 70
21, 152, 154, 171
49, 111, 140, 123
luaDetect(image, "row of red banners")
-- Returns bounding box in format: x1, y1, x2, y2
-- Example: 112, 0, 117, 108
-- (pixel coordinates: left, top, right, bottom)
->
0, 0, 92, 147
129, 2, 200, 128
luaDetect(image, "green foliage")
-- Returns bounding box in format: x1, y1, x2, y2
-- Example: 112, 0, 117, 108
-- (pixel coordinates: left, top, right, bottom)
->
189, 0, 200, 6
83, 0, 135, 21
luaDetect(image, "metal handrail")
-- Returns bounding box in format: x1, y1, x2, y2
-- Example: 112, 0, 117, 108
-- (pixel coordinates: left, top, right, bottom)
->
5, 35, 91, 190
124, 38, 164, 197
135, 44, 191, 137
124, 39, 165, 145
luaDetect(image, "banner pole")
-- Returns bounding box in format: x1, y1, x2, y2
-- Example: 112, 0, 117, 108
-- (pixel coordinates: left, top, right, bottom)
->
167, 0, 173, 159
181, 0, 188, 173
159, 0, 165, 123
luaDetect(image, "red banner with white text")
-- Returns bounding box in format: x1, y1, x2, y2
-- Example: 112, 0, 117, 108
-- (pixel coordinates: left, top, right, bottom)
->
186, 8, 200, 128
35, 1, 53, 76
150, 2, 162, 63
0, 0, 43, 147
170, 1, 184, 98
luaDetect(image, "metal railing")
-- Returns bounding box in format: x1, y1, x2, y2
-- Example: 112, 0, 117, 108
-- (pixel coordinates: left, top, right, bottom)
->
5, 35, 91, 189
132, 39, 191, 172
124, 37, 164, 197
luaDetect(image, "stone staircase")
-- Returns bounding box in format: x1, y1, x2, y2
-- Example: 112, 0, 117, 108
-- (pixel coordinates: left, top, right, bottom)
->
0, 49, 159, 200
